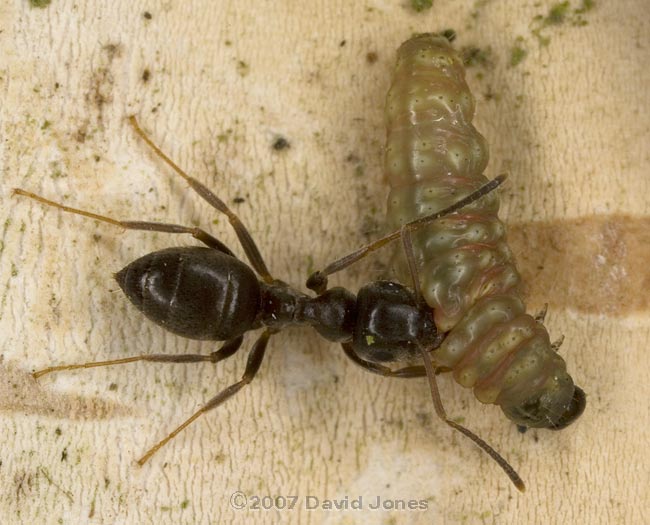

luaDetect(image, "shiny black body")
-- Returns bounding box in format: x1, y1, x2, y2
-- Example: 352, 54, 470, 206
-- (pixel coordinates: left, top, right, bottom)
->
17, 118, 581, 479
115, 246, 442, 365
116, 247, 260, 340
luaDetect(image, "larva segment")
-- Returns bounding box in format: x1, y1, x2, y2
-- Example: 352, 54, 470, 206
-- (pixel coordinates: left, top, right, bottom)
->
385, 34, 584, 429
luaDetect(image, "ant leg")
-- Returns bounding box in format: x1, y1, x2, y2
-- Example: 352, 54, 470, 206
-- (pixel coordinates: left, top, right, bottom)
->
306, 174, 506, 291
343, 342, 524, 490
137, 330, 272, 465
12, 189, 236, 256
415, 345, 525, 492
129, 116, 273, 283
32, 336, 244, 379
341, 344, 426, 378
341, 344, 452, 378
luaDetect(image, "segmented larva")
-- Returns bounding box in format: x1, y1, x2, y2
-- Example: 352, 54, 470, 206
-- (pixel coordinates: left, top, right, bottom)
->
385, 34, 585, 429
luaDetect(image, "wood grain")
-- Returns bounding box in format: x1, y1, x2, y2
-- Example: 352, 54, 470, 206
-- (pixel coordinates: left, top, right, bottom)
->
1, 1, 647, 524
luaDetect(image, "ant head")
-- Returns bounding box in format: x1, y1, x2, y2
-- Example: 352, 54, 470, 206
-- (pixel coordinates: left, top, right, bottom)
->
501, 373, 586, 430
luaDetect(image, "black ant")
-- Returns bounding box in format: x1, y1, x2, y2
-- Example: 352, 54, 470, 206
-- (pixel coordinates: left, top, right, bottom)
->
14, 117, 522, 490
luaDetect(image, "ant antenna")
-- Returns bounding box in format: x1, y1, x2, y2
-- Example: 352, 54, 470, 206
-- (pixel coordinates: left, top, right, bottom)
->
307, 174, 507, 293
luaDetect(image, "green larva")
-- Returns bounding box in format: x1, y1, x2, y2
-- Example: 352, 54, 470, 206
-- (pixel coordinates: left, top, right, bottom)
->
385, 34, 584, 430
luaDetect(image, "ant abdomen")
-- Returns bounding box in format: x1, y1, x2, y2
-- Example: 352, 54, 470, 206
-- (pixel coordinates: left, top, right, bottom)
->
116, 246, 261, 340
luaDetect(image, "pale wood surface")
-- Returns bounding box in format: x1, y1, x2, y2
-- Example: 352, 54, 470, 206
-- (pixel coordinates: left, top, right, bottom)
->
1, 1, 648, 524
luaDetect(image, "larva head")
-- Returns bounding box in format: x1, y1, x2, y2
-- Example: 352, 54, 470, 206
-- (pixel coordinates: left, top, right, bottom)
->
501, 372, 586, 430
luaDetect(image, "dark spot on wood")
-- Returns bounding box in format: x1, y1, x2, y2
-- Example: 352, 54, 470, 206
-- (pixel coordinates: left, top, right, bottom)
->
142, 69, 151, 82
102, 43, 122, 61
345, 153, 361, 163
85, 44, 122, 125
366, 51, 378, 64
75, 127, 87, 143
272, 137, 290, 151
